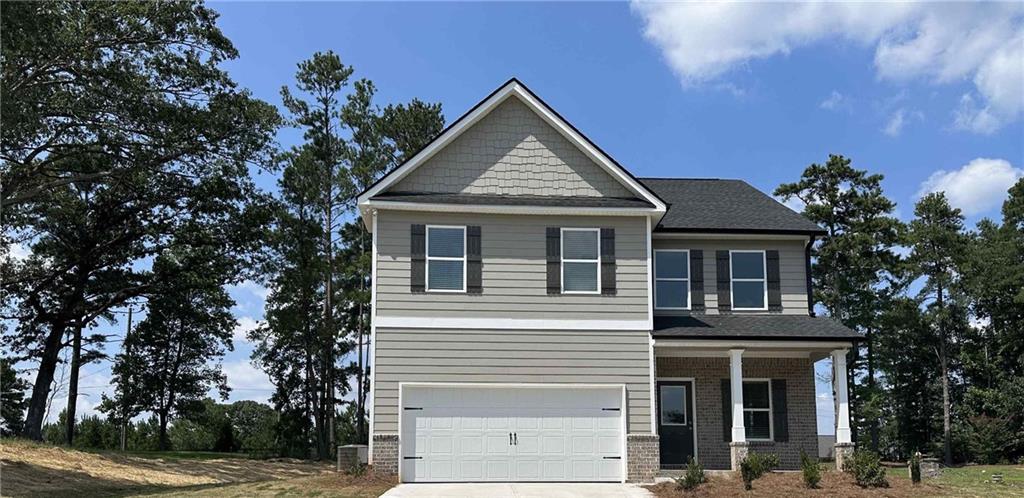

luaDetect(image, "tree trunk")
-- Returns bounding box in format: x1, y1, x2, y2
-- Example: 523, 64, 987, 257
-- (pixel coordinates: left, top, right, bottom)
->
937, 282, 952, 466
65, 323, 83, 445
121, 305, 134, 451
158, 411, 169, 451
323, 166, 335, 459
867, 328, 879, 452
356, 227, 367, 444
23, 324, 66, 440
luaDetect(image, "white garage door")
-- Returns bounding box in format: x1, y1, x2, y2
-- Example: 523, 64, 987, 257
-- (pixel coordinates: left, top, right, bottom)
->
400, 385, 624, 482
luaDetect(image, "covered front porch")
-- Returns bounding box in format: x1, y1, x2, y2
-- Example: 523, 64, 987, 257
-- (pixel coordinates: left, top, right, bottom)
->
651, 335, 856, 472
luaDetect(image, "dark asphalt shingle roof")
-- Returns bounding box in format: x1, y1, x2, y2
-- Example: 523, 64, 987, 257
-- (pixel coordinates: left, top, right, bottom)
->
639, 178, 825, 234
653, 314, 862, 341
371, 192, 655, 208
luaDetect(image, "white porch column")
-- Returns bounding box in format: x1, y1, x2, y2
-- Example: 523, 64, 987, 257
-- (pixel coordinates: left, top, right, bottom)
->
729, 349, 746, 443
832, 349, 852, 444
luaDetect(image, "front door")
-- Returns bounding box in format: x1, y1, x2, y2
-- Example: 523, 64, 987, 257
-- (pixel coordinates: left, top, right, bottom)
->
657, 380, 695, 469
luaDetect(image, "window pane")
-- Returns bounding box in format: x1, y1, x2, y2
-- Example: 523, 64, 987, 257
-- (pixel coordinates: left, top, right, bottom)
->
563, 230, 598, 260
743, 382, 770, 409
656, 281, 688, 308
428, 227, 464, 258
428, 259, 463, 290
744, 411, 771, 439
655, 251, 689, 279
660, 386, 687, 425
733, 281, 765, 309
732, 252, 764, 279
563, 262, 598, 292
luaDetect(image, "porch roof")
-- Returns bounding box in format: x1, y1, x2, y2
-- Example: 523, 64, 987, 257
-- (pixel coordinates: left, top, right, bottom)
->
652, 314, 862, 341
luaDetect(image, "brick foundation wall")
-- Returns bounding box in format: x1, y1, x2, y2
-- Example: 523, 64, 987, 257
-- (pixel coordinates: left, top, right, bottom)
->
627, 434, 660, 482
656, 356, 818, 470
372, 434, 399, 476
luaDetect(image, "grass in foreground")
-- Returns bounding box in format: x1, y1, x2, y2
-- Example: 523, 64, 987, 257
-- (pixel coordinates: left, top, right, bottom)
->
1, 438, 369, 498
130, 472, 396, 497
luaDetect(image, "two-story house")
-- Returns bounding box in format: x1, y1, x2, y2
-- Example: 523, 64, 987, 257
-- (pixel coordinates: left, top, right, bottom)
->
356, 79, 860, 483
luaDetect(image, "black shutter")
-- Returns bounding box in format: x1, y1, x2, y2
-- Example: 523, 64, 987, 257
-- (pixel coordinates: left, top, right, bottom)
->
767, 250, 782, 312
721, 379, 732, 442
546, 227, 561, 295
467, 226, 482, 294
690, 250, 704, 311
716, 251, 731, 312
600, 228, 616, 295
410, 224, 425, 293
771, 379, 788, 442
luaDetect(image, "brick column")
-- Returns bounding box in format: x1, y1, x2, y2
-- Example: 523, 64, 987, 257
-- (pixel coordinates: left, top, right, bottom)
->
627, 434, 660, 482
371, 434, 399, 475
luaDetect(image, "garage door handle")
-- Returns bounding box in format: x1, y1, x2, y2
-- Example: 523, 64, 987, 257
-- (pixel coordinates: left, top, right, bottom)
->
603, 456, 622, 460
514, 433, 518, 445
509, 433, 513, 445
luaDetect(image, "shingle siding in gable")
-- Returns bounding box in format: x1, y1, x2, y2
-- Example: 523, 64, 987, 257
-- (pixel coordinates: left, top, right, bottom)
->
392, 97, 633, 198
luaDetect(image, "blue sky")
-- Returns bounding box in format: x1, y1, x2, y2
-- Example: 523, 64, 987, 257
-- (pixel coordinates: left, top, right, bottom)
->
43, 2, 1023, 435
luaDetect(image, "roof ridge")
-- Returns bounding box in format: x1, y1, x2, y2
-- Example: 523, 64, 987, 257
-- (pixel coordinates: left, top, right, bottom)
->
637, 177, 742, 182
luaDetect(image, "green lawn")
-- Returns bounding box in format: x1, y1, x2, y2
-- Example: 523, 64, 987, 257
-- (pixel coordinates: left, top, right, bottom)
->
886, 464, 1024, 497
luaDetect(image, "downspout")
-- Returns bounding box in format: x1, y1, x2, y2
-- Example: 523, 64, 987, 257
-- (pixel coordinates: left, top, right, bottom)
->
805, 235, 816, 317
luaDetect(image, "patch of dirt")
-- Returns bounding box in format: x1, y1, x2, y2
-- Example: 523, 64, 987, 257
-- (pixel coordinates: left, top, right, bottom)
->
0, 439, 334, 497
133, 472, 398, 497
645, 471, 946, 497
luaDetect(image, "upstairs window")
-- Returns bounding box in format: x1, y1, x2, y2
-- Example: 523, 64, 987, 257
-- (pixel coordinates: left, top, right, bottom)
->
655, 250, 689, 309
426, 226, 465, 292
562, 228, 599, 293
730, 250, 766, 310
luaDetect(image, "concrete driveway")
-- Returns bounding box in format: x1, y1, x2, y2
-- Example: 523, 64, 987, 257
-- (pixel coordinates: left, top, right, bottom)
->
380, 483, 653, 498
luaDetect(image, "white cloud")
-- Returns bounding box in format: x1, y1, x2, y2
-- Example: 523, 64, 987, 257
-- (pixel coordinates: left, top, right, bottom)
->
918, 158, 1024, 215
232, 316, 263, 344
632, 2, 1024, 132
229, 280, 271, 301
819, 90, 848, 111
776, 195, 805, 214
7, 243, 30, 261
883, 109, 907, 137
221, 360, 274, 404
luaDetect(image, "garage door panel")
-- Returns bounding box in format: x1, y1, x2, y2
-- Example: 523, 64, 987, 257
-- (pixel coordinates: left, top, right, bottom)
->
400, 386, 623, 482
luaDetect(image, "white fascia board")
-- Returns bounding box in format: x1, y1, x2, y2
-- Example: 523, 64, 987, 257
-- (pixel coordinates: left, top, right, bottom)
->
653, 232, 813, 241
375, 316, 651, 331
653, 339, 855, 349
356, 80, 666, 219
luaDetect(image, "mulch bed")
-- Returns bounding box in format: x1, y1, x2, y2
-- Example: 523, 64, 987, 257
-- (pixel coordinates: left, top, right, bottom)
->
645, 471, 944, 497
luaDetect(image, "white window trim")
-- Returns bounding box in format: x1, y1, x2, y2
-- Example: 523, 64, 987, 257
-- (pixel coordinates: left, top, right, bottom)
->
425, 225, 466, 293
654, 249, 690, 310
561, 227, 601, 295
742, 378, 773, 442
730, 250, 768, 311
659, 384, 688, 426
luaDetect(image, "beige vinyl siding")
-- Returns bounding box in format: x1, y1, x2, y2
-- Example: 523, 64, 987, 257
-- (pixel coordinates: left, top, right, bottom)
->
373, 327, 652, 434
375, 210, 649, 321
392, 97, 632, 198
652, 238, 809, 315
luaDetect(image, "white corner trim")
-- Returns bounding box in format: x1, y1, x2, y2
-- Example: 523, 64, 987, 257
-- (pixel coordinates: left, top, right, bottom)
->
374, 316, 651, 331
368, 209, 378, 463
356, 80, 666, 214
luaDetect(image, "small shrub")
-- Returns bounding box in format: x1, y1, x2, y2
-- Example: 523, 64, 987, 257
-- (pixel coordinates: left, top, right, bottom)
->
800, 451, 821, 489
739, 451, 778, 491
346, 461, 367, 477
909, 452, 921, 484
676, 457, 706, 491
844, 450, 888, 488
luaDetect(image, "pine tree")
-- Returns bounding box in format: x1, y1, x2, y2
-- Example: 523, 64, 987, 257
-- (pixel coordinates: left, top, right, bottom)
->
907, 192, 968, 465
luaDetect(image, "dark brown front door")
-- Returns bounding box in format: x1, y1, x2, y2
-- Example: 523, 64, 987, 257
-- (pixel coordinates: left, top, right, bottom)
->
657, 380, 695, 469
